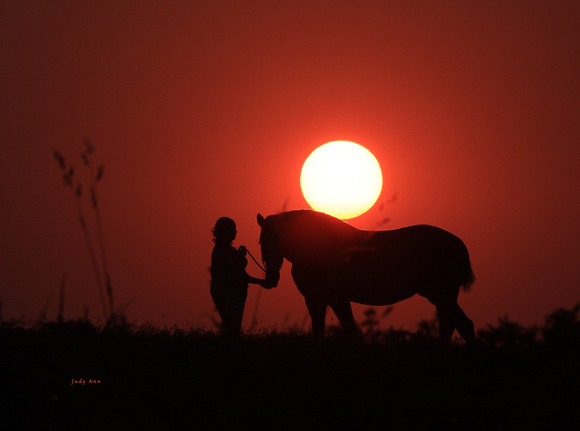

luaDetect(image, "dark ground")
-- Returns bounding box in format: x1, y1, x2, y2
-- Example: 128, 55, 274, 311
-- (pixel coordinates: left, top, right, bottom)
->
2, 307, 579, 430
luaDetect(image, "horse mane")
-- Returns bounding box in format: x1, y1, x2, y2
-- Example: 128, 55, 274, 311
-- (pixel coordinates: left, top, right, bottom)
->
274, 209, 328, 221
274, 210, 360, 234
268, 210, 366, 264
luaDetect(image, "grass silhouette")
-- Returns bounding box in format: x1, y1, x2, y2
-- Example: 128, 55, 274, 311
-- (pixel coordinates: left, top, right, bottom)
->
3, 303, 579, 429
54, 141, 115, 321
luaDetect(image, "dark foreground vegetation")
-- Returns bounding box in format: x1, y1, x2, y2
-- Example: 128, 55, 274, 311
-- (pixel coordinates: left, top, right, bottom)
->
3, 304, 580, 430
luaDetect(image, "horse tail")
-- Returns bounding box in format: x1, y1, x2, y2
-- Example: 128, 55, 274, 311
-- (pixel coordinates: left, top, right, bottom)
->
461, 258, 475, 293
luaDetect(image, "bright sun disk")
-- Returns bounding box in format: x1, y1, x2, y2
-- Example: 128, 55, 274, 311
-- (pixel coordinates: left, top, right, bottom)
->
300, 141, 383, 219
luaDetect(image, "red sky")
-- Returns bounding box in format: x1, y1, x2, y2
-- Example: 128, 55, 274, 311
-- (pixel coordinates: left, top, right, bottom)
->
1, 1, 579, 332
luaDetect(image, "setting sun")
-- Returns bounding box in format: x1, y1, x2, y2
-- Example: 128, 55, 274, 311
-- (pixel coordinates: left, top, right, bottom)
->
300, 141, 383, 219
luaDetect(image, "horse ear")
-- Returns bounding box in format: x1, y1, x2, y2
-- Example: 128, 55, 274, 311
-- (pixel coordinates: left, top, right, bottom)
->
257, 213, 265, 227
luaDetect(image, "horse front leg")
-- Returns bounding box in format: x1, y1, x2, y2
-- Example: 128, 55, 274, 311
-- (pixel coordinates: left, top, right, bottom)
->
330, 301, 360, 336
305, 296, 327, 338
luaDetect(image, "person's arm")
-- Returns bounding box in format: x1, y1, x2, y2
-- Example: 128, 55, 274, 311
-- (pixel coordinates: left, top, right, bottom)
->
245, 273, 273, 288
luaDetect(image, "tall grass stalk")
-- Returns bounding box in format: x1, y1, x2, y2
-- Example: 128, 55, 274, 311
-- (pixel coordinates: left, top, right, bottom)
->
53, 142, 111, 320
81, 139, 114, 315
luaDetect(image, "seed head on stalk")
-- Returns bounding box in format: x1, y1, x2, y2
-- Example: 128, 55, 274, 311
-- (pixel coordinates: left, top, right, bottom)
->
53, 142, 110, 320
81, 139, 114, 317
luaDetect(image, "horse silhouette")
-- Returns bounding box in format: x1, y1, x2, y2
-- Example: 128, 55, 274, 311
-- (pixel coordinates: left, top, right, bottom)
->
257, 210, 476, 342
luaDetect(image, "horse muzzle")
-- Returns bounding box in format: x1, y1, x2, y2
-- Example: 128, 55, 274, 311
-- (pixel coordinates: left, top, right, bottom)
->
265, 270, 280, 288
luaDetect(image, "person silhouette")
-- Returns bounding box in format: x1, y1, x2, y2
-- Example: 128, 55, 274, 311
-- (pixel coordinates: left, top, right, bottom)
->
210, 217, 270, 337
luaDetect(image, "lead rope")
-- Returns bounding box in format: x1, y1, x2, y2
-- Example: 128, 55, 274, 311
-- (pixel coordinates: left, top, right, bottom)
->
244, 246, 266, 273
242, 246, 266, 325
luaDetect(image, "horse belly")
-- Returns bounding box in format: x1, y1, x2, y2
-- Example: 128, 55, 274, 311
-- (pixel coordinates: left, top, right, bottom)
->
292, 252, 433, 305
335, 271, 417, 306
333, 249, 423, 305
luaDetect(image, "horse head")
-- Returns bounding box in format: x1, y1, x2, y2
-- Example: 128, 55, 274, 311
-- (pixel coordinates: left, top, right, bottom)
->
257, 213, 284, 288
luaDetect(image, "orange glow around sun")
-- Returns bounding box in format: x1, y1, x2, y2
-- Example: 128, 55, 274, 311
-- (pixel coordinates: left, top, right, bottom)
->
300, 141, 383, 219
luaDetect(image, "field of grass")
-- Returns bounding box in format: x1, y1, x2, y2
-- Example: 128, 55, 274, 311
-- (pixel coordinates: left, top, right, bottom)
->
3, 305, 579, 430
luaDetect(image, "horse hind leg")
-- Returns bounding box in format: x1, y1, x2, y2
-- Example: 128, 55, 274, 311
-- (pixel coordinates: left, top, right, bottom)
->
452, 303, 476, 344
436, 304, 456, 341
436, 302, 476, 344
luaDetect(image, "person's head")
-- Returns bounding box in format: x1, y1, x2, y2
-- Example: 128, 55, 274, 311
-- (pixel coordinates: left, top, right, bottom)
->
212, 217, 237, 245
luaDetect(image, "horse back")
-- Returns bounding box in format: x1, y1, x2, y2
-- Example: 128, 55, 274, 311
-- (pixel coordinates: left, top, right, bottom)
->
366, 225, 464, 255
356, 225, 472, 287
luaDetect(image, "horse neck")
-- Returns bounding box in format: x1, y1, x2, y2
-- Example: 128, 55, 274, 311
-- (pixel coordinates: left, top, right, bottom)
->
278, 212, 365, 264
